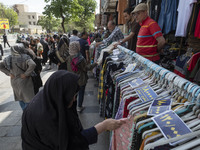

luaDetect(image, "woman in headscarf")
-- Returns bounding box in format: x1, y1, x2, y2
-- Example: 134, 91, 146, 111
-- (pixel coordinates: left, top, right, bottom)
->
66, 41, 97, 112
21, 70, 125, 150
0, 44, 36, 110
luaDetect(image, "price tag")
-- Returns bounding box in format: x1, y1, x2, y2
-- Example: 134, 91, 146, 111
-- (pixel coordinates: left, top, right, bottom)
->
152, 110, 192, 145
128, 78, 144, 89
124, 63, 137, 72
135, 85, 157, 102
148, 99, 172, 116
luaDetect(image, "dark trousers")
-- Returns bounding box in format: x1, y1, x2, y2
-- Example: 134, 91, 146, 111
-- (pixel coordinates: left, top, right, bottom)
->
78, 85, 86, 107
0, 44, 3, 56
4, 41, 10, 48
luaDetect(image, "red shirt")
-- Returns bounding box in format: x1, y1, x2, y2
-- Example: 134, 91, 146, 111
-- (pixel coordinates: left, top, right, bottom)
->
136, 16, 163, 61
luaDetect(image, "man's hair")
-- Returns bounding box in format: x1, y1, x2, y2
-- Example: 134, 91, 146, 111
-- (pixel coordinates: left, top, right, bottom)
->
72, 30, 78, 35
108, 20, 116, 26
81, 31, 87, 37
123, 7, 132, 14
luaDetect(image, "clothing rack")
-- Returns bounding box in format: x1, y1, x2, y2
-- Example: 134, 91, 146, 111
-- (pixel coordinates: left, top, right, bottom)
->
117, 45, 200, 99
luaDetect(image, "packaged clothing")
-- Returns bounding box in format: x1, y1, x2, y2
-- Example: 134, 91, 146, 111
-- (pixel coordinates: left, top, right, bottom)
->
194, 9, 200, 38
158, 0, 178, 35
175, 0, 197, 37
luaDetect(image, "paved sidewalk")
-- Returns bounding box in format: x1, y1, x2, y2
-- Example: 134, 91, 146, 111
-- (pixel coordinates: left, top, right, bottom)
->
0, 67, 109, 150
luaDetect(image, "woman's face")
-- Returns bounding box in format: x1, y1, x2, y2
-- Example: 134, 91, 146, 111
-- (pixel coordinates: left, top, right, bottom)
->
67, 93, 77, 108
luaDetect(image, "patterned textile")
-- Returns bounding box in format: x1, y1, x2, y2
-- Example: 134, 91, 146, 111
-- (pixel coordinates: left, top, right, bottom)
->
69, 41, 80, 56
98, 59, 108, 116
111, 116, 135, 150
103, 27, 124, 46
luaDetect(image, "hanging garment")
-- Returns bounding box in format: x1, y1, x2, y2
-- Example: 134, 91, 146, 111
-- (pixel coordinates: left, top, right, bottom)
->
117, 0, 128, 25
158, 0, 178, 35
175, 0, 197, 37
194, 9, 200, 38
187, 3, 200, 35
149, 0, 162, 22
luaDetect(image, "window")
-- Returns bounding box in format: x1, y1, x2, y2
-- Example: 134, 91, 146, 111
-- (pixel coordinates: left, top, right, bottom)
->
32, 15, 35, 19
33, 22, 36, 25
28, 15, 30, 19
29, 22, 31, 25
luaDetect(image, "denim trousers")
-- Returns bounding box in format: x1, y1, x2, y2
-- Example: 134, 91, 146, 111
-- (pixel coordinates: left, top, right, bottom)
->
19, 101, 29, 110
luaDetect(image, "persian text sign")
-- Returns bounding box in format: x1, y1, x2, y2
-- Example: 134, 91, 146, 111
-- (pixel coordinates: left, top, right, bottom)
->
128, 78, 144, 89
0, 18, 9, 29
135, 85, 157, 102
148, 99, 172, 116
152, 110, 192, 145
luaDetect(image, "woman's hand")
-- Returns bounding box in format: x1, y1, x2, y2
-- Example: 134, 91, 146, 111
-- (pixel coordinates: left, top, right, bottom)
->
10, 74, 15, 79
94, 118, 127, 134
103, 118, 127, 131
20, 74, 27, 79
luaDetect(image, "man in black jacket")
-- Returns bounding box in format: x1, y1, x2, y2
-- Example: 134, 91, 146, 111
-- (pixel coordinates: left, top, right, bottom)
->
3, 33, 10, 48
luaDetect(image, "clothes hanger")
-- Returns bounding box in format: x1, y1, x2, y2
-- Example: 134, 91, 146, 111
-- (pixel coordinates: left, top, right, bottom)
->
143, 130, 200, 150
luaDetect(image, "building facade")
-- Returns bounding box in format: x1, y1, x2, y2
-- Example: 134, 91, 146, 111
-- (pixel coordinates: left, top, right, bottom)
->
14, 4, 43, 34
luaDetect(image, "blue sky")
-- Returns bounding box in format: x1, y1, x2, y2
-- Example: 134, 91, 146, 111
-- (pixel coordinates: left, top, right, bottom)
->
0, 0, 100, 14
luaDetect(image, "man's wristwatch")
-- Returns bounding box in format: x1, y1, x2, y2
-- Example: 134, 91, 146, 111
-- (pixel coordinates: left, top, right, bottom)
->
120, 40, 123, 44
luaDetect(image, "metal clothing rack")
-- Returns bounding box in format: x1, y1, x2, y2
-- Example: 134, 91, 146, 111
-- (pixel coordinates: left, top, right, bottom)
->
117, 45, 200, 103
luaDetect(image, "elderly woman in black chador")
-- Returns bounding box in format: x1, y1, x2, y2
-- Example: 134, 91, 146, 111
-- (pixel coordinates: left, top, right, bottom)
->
21, 70, 126, 150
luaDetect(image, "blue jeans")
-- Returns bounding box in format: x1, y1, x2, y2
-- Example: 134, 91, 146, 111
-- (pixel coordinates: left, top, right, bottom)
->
19, 101, 29, 110
78, 85, 86, 107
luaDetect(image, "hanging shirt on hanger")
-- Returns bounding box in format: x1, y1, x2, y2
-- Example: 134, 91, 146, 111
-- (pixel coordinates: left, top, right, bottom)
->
194, 9, 200, 38
158, 0, 178, 35
175, 0, 197, 37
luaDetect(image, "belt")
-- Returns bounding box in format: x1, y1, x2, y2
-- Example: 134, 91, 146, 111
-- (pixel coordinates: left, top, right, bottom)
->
141, 53, 159, 57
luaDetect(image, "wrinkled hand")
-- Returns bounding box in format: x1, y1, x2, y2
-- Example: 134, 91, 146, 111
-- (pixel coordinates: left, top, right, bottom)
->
114, 42, 120, 48
103, 118, 127, 131
10, 74, 15, 79
20, 74, 27, 79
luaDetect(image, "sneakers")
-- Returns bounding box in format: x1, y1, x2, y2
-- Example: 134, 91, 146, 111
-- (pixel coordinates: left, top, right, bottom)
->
77, 106, 85, 112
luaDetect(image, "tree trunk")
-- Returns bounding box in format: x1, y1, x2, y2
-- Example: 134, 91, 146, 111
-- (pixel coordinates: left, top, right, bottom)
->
60, 6, 66, 33
61, 17, 65, 33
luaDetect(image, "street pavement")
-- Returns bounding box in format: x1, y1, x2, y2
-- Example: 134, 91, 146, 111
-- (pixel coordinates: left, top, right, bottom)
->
0, 37, 110, 150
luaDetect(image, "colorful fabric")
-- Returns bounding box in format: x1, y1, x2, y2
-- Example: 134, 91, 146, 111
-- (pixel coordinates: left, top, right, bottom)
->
111, 116, 134, 150
188, 52, 200, 72
70, 55, 84, 72
136, 16, 162, 61
194, 10, 200, 38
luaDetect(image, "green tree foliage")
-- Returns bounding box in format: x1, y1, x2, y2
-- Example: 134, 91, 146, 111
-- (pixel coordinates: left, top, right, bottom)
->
0, 3, 18, 28
38, 15, 61, 33
44, 0, 82, 33
75, 0, 96, 30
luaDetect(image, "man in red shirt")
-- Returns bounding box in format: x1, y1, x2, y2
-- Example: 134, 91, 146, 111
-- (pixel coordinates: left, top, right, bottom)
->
132, 3, 165, 63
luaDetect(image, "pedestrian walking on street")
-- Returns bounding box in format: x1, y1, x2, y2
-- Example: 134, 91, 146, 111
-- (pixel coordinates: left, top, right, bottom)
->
21, 70, 126, 150
66, 41, 97, 112
3, 33, 10, 48
0, 45, 36, 110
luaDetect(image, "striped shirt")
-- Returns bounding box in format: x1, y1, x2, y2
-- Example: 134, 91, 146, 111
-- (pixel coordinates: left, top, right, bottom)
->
136, 16, 163, 61
103, 26, 124, 46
